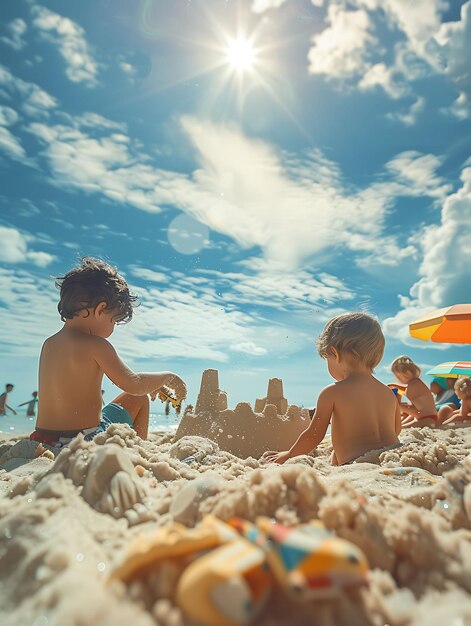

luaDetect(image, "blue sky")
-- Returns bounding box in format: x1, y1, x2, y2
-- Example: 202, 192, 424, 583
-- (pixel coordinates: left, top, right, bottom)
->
0, 0, 470, 411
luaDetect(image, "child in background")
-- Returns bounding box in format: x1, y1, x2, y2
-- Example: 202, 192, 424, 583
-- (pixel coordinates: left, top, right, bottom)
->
0, 384, 16, 416
30, 257, 186, 447
262, 312, 401, 466
391, 356, 437, 428
441, 378, 471, 425
18, 391, 39, 416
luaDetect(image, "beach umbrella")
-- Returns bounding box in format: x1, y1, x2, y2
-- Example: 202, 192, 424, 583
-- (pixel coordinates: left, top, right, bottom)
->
409, 304, 471, 344
426, 361, 471, 377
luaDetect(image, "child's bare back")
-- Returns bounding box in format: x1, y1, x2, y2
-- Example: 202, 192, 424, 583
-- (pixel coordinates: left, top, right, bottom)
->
37, 329, 111, 432
329, 374, 400, 464
263, 313, 401, 467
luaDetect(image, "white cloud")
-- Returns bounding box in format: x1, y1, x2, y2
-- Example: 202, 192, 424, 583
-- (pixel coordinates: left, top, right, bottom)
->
0, 226, 54, 267
199, 258, 354, 312
304, 0, 471, 119
251, 0, 289, 12
359, 63, 407, 99
27, 113, 450, 270
1, 18, 27, 51
112, 282, 279, 363
308, 6, 377, 79
0, 105, 26, 161
384, 150, 451, 200
435, 1, 471, 114
0, 268, 60, 355
383, 166, 471, 344
386, 97, 425, 126
0, 226, 55, 267
31, 5, 99, 87
0, 64, 57, 117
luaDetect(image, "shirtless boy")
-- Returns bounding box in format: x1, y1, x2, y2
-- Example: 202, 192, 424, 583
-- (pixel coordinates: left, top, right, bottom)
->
0, 384, 16, 416
391, 356, 437, 428
30, 258, 186, 446
263, 312, 401, 466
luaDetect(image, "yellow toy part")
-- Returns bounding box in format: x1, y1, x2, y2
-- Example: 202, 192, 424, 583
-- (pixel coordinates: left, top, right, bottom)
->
177, 538, 272, 626
110, 515, 238, 584
158, 385, 183, 411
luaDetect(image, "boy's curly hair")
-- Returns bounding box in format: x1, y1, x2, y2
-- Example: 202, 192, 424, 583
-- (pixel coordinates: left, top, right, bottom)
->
55, 257, 139, 323
316, 312, 385, 370
390, 355, 421, 377
455, 377, 471, 398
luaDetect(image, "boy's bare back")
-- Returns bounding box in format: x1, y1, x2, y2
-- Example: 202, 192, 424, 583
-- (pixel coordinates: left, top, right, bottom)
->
328, 374, 400, 464
37, 329, 106, 431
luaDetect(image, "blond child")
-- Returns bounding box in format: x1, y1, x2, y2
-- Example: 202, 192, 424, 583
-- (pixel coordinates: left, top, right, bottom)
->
390, 356, 437, 428
31, 258, 186, 447
262, 312, 401, 466
441, 378, 471, 425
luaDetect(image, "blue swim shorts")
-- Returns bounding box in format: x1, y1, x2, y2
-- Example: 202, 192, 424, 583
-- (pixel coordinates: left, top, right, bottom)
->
30, 402, 134, 447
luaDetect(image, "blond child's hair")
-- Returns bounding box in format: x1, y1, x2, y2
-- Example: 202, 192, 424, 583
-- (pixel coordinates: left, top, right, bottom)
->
316, 312, 385, 370
391, 355, 421, 377
455, 377, 471, 397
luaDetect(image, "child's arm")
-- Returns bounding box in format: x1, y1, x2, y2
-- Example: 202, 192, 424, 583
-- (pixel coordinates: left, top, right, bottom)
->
262, 387, 333, 464
395, 401, 402, 435
94, 339, 186, 398
4, 398, 17, 415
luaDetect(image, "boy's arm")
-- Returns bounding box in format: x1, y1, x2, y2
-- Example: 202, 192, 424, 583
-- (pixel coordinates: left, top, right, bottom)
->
263, 387, 333, 463
93, 338, 185, 397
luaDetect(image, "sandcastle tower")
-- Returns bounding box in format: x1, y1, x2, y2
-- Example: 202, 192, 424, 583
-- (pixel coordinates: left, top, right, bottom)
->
194, 369, 227, 419
254, 378, 288, 415
175, 369, 309, 458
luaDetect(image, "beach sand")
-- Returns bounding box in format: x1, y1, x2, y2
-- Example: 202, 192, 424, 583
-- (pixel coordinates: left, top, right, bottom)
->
1, 424, 471, 626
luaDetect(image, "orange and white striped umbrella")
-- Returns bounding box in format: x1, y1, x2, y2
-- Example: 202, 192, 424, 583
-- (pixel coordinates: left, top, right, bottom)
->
409, 304, 471, 344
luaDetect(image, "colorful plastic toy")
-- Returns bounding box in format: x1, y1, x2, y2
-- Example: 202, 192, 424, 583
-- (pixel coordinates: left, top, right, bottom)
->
230, 517, 369, 601
111, 515, 369, 625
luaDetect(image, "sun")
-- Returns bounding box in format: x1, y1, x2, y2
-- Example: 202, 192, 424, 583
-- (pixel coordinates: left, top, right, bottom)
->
226, 37, 256, 72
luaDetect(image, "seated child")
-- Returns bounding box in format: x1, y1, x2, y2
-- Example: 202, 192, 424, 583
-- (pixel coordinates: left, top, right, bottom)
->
431, 377, 461, 424
30, 257, 186, 447
391, 356, 437, 428
441, 377, 471, 425
262, 312, 401, 466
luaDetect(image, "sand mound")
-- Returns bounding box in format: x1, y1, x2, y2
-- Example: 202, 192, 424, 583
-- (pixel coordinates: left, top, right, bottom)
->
0, 424, 470, 626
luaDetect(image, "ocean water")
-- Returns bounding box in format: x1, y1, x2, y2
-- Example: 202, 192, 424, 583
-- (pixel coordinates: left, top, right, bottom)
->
0, 410, 180, 436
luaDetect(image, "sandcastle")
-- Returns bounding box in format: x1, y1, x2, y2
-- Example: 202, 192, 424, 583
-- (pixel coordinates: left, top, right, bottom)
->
175, 369, 310, 458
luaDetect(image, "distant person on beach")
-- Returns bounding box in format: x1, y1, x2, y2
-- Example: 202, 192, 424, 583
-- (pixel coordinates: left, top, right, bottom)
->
262, 313, 401, 466
30, 257, 186, 447
391, 356, 437, 428
18, 391, 39, 416
0, 384, 16, 416
440, 377, 471, 425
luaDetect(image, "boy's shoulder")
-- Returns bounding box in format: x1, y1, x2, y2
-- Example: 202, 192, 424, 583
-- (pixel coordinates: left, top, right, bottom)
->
43, 330, 110, 350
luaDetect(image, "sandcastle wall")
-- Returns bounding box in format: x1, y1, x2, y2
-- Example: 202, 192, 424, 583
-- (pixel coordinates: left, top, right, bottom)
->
175, 370, 309, 458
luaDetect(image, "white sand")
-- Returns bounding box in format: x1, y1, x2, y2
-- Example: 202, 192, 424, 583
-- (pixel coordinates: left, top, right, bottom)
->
0, 424, 470, 626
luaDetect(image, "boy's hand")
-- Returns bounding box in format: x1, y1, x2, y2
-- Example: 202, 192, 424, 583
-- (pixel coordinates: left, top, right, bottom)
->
166, 374, 187, 401
261, 450, 291, 464
149, 375, 187, 402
